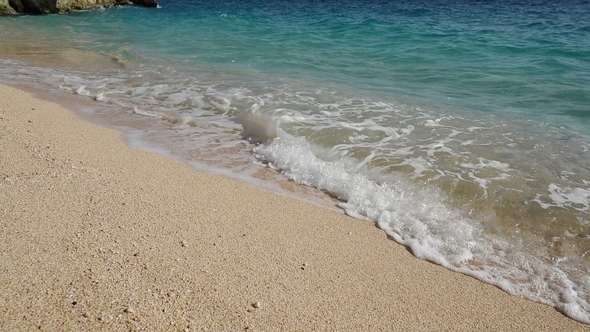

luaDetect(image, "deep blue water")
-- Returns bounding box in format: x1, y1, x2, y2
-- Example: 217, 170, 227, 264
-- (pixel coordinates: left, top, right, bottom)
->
1, 0, 590, 323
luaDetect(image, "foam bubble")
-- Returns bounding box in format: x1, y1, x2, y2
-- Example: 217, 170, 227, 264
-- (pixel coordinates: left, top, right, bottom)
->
75, 85, 90, 96
235, 105, 281, 143
94, 92, 107, 102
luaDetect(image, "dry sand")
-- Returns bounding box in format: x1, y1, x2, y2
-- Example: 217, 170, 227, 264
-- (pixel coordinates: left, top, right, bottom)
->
0, 84, 587, 331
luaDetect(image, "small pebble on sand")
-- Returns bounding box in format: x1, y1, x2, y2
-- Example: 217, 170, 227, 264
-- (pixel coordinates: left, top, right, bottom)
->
252, 301, 261, 309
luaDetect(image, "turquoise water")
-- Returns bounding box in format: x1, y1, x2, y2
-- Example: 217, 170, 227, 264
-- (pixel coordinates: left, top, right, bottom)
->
1, 0, 590, 323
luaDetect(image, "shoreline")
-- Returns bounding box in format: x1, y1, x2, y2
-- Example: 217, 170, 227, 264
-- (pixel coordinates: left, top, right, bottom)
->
1, 84, 588, 331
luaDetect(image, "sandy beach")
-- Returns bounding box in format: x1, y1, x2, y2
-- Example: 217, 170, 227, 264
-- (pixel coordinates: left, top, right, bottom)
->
0, 84, 587, 331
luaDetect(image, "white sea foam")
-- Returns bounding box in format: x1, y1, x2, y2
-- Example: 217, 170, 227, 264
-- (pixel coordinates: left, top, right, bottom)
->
94, 92, 107, 102
460, 158, 511, 172
399, 157, 432, 178
532, 184, 590, 214
75, 85, 90, 96
236, 104, 282, 143
253, 135, 590, 324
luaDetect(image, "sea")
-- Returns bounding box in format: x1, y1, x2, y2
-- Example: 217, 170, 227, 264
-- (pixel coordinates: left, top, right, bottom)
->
1, 0, 589, 323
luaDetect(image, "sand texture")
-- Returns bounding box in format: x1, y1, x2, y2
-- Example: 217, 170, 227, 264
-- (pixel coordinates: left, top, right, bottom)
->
0, 84, 588, 331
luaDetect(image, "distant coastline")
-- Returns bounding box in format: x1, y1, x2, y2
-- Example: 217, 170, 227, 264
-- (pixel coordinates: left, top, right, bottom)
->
0, 0, 157, 15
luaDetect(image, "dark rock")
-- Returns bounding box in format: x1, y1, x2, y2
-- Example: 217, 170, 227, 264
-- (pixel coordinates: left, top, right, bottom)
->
8, 0, 23, 13
132, 0, 157, 8
20, 0, 56, 14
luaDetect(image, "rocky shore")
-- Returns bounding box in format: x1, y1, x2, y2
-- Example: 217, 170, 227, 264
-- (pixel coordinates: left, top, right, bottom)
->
0, 0, 157, 15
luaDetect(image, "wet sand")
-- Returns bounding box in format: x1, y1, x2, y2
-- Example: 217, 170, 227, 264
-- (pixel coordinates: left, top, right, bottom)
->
1, 84, 587, 331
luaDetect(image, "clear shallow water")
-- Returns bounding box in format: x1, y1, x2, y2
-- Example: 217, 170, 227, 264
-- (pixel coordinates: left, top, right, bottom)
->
1, 0, 590, 323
